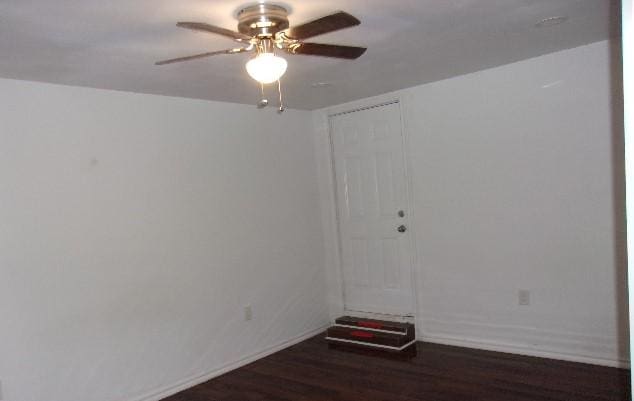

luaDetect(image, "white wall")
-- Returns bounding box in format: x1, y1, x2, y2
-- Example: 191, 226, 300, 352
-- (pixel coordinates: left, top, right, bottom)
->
316, 40, 628, 366
623, 0, 634, 382
0, 36, 626, 401
0, 79, 329, 401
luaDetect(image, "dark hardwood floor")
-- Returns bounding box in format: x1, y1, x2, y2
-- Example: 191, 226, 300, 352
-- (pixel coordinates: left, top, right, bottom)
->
162, 333, 630, 401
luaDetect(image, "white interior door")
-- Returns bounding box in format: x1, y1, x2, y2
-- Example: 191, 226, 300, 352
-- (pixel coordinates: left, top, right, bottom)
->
330, 102, 415, 316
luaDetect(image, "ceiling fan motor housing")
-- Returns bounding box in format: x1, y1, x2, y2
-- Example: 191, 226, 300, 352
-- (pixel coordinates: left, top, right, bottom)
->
237, 4, 289, 37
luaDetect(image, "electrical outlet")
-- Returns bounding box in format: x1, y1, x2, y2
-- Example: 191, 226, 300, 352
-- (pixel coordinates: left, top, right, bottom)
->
244, 305, 253, 321
518, 290, 530, 306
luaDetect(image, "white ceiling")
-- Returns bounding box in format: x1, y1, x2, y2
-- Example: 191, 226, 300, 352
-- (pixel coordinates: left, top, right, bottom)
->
0, 0, 618, 110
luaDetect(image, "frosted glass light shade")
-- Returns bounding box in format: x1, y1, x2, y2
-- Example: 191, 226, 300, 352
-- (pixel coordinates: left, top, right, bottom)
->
246, 53, 288, 84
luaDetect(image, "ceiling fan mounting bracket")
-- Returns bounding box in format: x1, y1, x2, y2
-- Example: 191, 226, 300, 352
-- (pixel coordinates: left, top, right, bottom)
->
237, 4, 289, 38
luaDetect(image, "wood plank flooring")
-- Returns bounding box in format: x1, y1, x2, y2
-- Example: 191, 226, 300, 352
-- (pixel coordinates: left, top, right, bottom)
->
162, 333, 630, 401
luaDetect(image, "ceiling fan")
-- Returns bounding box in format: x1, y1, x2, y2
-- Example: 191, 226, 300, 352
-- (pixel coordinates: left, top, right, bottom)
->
155, 3, 367, 112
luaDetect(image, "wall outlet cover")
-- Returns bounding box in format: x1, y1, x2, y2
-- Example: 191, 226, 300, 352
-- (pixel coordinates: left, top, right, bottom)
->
244, 305, 253, 321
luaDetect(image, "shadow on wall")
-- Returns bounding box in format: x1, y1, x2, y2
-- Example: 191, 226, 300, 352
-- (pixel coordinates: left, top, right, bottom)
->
608, 0, 630, 364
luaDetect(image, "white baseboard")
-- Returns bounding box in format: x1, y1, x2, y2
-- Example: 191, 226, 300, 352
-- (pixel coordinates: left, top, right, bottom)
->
120, 320, 627, 401
417, 314, 630, 368
421, 333, 630, 369
126, 324, 329, 401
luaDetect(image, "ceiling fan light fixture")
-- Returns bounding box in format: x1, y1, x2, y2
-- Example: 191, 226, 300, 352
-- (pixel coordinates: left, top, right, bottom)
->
246, 52, 288, 84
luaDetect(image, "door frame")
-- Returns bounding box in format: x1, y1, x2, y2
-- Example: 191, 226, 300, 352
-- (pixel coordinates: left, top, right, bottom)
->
321, 93, 422, 322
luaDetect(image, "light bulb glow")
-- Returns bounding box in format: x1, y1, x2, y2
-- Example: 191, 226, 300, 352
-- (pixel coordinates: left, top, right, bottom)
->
246, 53, 287, 84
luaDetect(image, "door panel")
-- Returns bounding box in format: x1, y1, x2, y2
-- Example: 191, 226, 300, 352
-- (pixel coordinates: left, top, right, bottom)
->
375, 152, 396, 216
330, 102, 414, 316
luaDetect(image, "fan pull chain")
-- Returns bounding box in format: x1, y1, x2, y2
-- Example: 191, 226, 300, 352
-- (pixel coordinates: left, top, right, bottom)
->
257, 82, 268, 109
277, 79, 285, 114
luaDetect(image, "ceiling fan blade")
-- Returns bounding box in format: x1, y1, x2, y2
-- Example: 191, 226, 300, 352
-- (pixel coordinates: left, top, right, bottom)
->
287, 43, 366, 59
155, 48, 248, 66
176, 22, 252, 42
285, 11, 361, 40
